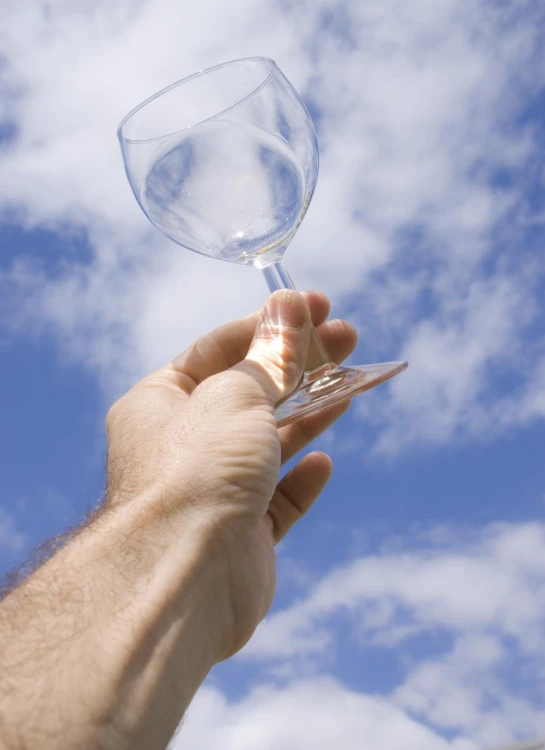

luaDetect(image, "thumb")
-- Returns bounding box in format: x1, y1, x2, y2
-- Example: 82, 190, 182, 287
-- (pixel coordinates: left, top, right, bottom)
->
239, 290, 311, 407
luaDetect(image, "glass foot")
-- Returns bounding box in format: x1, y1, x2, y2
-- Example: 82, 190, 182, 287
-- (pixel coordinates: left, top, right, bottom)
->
275, 361, 408, 428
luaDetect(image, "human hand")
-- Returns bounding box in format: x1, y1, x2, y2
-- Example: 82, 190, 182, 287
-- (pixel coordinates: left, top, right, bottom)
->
0, 291, 358, 750
106, 290, 357, 660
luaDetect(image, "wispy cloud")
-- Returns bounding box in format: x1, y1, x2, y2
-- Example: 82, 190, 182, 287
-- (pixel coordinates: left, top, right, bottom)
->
2, 3, 545, 747
174, 676, 477, 750
2, 0, 545, 454
238, 521, 545, 746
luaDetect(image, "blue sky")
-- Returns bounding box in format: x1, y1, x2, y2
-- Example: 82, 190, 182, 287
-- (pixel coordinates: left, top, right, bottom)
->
2, 1, 545, 748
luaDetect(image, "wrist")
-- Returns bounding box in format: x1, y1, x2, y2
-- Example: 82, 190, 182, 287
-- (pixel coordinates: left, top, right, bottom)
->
101, 490, 234, 662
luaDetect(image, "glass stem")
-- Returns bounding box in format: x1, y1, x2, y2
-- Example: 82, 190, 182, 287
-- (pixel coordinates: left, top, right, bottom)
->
261, 262, 334, 374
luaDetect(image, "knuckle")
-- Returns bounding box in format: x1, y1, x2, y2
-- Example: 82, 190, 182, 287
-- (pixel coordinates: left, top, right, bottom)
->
251, 337, 303, 395
270, 347, 303, 393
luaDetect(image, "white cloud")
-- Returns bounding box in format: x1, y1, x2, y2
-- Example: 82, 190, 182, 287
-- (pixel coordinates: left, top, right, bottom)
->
2, 8, 545, 747
236, 522, 545, 746
247, 522, 545, 656
173, 677, 477, 750
2, 0, 545, 453
368, 271, 541, 453
393, 633, 543, 749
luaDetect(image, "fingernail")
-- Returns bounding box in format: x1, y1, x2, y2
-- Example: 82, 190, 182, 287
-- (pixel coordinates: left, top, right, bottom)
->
264, 290, 307, 331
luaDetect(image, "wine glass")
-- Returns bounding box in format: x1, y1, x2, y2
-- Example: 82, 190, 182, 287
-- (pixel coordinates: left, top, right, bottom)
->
117, 57, 407, 427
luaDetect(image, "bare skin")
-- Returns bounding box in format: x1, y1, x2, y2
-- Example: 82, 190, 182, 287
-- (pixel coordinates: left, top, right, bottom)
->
0, 290, 356, 750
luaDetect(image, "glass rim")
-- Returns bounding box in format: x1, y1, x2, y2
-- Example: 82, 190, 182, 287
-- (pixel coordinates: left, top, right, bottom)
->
117, 56, 277, 145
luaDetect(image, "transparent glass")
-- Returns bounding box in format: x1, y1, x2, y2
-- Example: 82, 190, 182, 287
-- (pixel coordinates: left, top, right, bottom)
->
117, 57, 407, 427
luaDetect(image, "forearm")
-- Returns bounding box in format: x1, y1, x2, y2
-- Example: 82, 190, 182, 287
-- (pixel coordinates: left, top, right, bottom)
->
0, 496, 225, 750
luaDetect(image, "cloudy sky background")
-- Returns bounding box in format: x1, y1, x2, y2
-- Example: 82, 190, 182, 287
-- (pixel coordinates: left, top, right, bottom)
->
2, 0, 545, 747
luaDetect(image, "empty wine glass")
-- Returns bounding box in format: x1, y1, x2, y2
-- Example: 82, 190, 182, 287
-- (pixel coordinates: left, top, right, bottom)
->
117, 57, 407, 427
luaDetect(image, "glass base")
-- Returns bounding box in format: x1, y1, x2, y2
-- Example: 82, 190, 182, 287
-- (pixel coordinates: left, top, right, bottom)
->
275, 361, 408, 428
